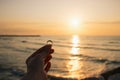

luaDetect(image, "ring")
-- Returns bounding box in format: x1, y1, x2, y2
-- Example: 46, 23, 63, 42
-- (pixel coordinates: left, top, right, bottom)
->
47, 40, 53, 45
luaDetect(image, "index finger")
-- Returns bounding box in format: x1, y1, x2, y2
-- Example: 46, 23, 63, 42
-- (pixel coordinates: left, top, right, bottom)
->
31, 44, 52, 57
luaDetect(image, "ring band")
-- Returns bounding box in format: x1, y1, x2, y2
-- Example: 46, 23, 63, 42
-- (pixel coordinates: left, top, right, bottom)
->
47, 40, 53, 45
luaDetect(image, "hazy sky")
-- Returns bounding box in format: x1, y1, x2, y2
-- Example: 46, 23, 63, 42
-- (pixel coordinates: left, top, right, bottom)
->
0, 0, 120, 35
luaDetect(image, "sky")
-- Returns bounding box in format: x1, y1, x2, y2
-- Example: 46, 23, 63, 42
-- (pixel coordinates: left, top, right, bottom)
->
0, 0, 120, 36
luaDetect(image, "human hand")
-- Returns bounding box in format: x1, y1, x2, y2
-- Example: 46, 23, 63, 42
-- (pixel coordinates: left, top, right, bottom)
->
21, 45, 54, 80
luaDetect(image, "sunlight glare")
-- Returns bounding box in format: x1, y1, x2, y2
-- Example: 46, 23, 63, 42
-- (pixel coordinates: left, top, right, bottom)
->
70, 18, 81, 28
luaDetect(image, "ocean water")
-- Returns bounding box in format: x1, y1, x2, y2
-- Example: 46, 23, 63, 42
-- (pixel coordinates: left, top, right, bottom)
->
0, 35, 120, 80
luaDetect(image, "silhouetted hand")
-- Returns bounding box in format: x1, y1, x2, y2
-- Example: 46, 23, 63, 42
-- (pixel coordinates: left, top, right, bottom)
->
21, 45, 54, 80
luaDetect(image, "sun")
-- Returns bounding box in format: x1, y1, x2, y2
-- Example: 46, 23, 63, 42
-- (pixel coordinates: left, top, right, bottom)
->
67, 17, 83, 34
71, 18, 79, 27
70, 18, 81, 27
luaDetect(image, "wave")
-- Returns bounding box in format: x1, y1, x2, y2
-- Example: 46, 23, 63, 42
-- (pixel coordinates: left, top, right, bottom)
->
53, 57, 70, 61
26, 47, 37, 51
108, 41, 120, 44
21, 40, 28, 43
25, 41, 45, 46
54, 44, 72, 48
101, 44, 120, 47
0, 37, 13, 40
0, 46, 31, 53
72, 54, 107, 63
72, 54, 120, 64
48, 75, 77, 80
19, 39, 45, 45
78, 46, 120, 52
0, 65, 24, 77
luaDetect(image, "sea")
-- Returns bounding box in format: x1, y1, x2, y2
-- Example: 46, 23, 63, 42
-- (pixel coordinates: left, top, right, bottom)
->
0, 35, 120, 80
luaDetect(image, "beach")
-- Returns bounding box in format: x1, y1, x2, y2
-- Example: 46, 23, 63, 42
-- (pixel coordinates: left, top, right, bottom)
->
0, 35, 120, 80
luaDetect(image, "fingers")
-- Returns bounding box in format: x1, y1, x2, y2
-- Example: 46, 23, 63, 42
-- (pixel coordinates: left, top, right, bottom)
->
26, 45, 53, 64
44, 55, 52, 65
31, 44, 52, 58
44, 49, 54, 65
44, 62, 51, 73
44, 54, 53, 72
26, 44, 54, 74
50, 49, 54, 54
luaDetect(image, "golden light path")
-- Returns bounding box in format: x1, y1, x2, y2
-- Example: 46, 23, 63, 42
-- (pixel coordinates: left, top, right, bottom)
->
71, 35, 79, 55
67, 35, 84, 79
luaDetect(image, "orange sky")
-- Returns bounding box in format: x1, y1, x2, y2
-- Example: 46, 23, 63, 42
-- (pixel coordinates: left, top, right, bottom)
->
0, 0, 120, 36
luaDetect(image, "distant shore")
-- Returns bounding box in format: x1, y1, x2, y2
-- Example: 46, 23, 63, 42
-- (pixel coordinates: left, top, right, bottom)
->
0, 35, 41, 37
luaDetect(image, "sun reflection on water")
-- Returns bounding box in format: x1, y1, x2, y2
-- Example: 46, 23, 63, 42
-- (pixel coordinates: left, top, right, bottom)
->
70, 35, 80, 55
67, 35, 84, 79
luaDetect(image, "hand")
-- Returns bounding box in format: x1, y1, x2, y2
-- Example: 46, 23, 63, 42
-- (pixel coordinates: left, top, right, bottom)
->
21, 45, 54, 80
